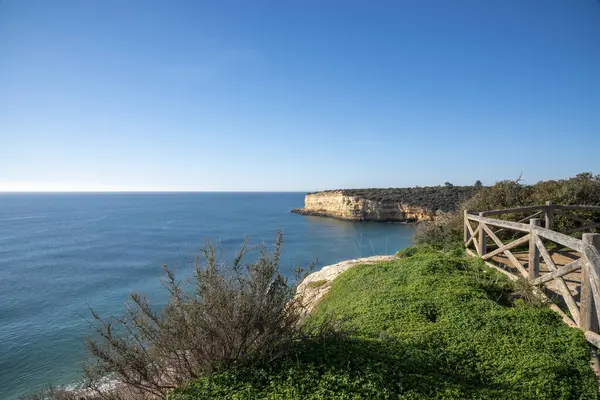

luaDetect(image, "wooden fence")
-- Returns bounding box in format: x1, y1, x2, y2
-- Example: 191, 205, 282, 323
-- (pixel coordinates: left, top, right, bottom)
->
464, 203, 600, 348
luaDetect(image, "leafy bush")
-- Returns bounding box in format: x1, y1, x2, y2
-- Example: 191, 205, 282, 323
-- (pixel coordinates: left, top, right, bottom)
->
464, 179, 532, 212
530, 173, 600, 234
531, 173, 600, 206
172, 246, 598, 399
415, 173, 600, 247
413, 211, 464, 248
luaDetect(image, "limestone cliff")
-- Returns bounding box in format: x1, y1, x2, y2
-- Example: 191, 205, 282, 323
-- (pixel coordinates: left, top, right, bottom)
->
291, 190, 436, 222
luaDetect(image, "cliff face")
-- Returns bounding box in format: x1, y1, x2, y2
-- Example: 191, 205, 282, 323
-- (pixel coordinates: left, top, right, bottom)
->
291, 191, 435, 222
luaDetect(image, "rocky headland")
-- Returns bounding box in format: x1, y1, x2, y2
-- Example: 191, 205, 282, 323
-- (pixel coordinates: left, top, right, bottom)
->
291, 187, 475, 222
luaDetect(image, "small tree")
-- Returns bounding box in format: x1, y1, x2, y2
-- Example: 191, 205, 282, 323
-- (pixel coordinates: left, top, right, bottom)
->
474, 180, 483, 188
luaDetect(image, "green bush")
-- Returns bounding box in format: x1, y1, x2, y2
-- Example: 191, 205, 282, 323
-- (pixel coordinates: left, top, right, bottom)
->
171, 247, 598, 399
530, 173, 600, 234
531, 173, 600, 206
415, 173, 600, 247
413, 211, 464, 248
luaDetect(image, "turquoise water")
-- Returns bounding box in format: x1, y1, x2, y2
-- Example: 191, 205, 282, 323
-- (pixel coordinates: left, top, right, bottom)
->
0, 193, 415, 399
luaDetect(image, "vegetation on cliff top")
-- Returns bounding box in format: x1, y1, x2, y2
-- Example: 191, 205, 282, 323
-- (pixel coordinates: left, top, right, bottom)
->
308, 185, 478, 212
415, 172, 600, 248
307, 173, 600, 220
171, 246, 597, 399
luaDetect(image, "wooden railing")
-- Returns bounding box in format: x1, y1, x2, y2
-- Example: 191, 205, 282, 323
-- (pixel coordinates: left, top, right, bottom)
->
464, 203, 600, 347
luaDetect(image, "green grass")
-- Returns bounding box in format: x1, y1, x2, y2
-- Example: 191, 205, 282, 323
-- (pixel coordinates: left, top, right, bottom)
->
169, 247, 598, 400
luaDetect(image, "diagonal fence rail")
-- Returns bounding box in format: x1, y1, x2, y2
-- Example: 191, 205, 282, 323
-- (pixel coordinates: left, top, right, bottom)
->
464, 203, 600, 348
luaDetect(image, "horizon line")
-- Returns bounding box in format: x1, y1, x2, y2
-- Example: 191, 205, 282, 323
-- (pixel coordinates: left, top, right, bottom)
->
0, 190, 310, 194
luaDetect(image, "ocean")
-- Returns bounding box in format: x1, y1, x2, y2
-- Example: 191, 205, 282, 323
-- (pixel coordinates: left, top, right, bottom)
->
0, 192, 415, 399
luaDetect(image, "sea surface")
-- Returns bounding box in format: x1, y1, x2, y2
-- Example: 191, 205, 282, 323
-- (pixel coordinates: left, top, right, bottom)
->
0, 193, 415, 399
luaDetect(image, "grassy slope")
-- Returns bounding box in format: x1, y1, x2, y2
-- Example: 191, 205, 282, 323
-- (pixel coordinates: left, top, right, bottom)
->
169, 247, 598, 400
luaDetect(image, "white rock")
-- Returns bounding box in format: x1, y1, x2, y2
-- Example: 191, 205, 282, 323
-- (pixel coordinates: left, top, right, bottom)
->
295, 255, 395, 316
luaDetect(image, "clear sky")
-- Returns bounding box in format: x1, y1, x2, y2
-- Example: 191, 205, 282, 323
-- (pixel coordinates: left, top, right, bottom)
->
1, 0, 599, 192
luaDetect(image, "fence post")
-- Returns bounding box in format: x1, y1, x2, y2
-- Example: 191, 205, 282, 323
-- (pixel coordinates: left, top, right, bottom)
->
478, 212, 487, 256
463, 210, 469, 243
545, 201, 554, 230
464, 210, 470, 244
582, 233, 600, 332
528, 219, 541, 280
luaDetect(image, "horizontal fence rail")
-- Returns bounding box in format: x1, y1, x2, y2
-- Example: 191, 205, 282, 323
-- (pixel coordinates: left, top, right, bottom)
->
463, 203, 600, 349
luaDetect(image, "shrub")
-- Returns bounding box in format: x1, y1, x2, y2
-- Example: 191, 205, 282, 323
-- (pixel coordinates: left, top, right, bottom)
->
78, 232, 306, 399
415, 173, 600, 247
413, 211, 464, 248
531, 173, 600, 206
530, 173, 600, 234
464, 179, 532, 212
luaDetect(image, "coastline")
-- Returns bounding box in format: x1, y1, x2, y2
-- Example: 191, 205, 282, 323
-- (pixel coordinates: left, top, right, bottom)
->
291, 190, 440, 222
290, 208, 420, 223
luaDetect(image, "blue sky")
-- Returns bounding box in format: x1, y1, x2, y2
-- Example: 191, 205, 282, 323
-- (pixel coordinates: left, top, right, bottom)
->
1, 0, 599, 191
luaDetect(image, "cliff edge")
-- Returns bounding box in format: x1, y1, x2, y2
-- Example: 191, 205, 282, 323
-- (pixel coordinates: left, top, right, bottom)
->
291, 187, 475, 222
295, 255, 395, 317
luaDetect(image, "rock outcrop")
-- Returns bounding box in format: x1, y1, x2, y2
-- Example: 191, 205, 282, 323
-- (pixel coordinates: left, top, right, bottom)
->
295, 255, 396, 317
291, 190, 435, 222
